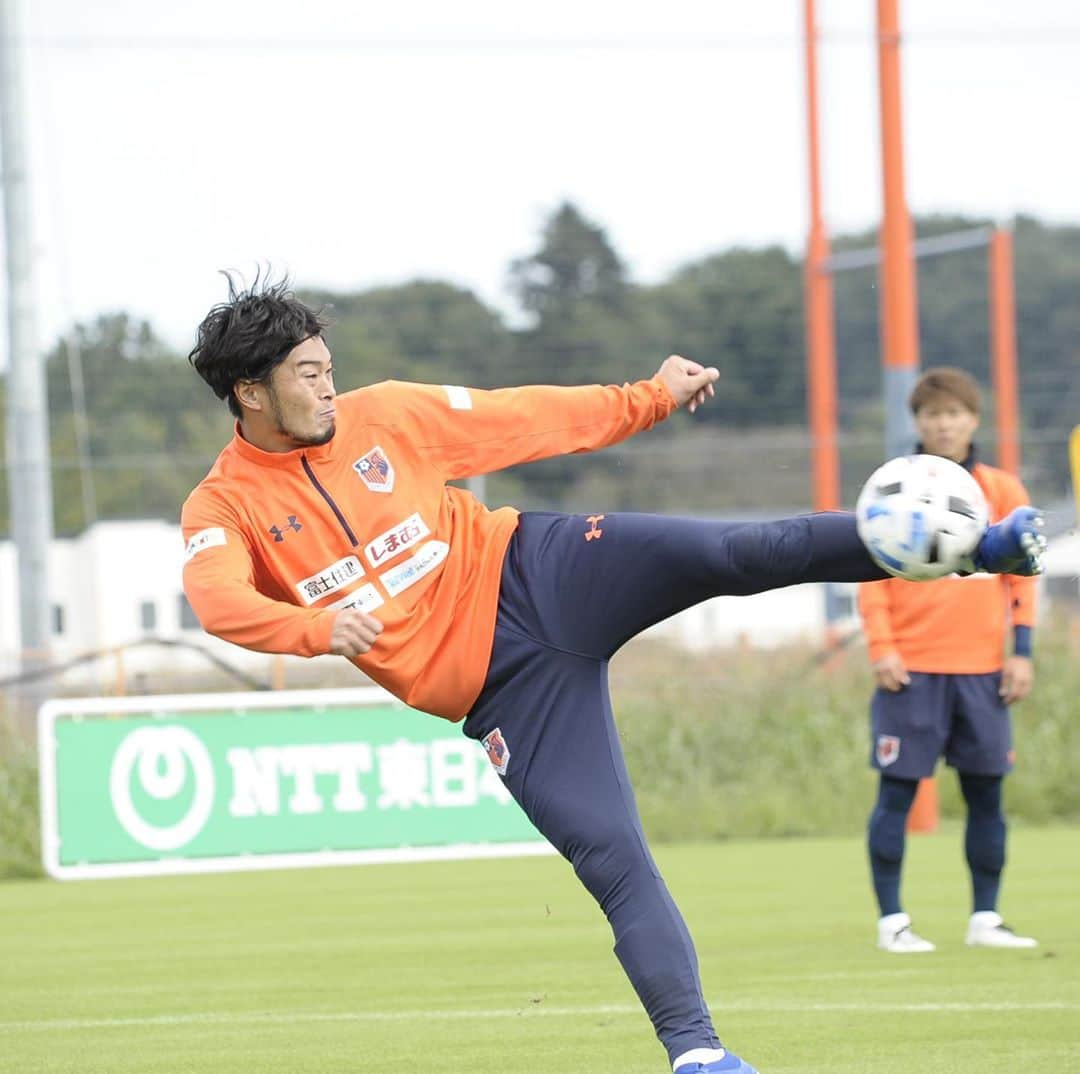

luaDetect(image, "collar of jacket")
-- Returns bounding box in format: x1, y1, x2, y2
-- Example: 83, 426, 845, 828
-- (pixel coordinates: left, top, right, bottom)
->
230, 421, 338, 468
914, 442, 978, 473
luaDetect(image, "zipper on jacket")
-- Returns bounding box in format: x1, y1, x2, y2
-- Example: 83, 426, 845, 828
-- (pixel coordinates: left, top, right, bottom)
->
301, 454, 359, 547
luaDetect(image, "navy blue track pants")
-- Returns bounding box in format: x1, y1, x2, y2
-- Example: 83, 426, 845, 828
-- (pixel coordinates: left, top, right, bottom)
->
463, 511, 884, 1062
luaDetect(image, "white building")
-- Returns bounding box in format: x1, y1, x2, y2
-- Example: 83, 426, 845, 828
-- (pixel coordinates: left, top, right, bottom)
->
0, 519, 305, 690
2, 518, 1073, 695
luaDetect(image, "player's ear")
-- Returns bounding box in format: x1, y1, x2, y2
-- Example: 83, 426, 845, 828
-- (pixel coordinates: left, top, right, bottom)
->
234, 380, 263, 413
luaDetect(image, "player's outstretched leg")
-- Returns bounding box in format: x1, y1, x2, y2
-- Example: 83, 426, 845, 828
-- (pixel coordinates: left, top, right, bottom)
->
506, 508, 1045, 663
969, 507, 1046, 576
504, 510, 888, 661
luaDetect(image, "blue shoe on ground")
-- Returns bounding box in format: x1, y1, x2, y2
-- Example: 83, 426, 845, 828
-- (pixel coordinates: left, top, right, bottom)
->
970, 506, 1046, 576
674, 1052, 760, 1074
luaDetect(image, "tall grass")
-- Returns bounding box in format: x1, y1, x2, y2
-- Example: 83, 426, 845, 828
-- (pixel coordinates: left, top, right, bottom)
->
0, 712, 42, 878
611, 617, 1080, 840
2, 618, 1078, 880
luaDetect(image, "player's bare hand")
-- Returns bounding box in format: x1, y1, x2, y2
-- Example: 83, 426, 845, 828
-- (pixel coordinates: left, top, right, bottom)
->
999, 654, 1033, 704
656, 354, 719, 414
329, 609, 383, 656
872, 652, 910, 692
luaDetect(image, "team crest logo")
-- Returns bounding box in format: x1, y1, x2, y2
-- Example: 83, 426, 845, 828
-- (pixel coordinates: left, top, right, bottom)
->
482, 728, 510, 776
876, 734, 901, 767
353, 446, 395, 493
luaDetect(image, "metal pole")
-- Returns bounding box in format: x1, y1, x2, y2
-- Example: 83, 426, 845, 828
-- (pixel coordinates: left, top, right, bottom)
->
876, 0, 920, 460
824, 225, 994, 273
802, 0, 840, 514
64, 329, 98, 527
1, 0, 54, 727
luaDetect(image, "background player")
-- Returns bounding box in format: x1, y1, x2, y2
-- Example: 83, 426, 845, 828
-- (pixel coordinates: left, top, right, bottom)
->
859, 367, 1039, 954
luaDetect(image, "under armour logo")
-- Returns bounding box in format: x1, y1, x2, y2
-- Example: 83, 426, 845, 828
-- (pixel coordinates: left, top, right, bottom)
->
584, 514, 605, 542
268, 515, 302, 542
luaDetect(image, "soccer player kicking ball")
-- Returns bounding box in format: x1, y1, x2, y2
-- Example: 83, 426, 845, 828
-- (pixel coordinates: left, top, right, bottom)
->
182, 280, 1045, 1074
859, 367, 1041, 955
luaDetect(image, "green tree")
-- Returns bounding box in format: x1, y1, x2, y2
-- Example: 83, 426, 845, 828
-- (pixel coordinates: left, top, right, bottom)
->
506, 202, 643, 390
301, 280, 511, 389
3, 212, 1077, 538
640, 245, 806, 427
831, 214, 1080, 497
31, 314, 230, 536
509, 201, 628, 321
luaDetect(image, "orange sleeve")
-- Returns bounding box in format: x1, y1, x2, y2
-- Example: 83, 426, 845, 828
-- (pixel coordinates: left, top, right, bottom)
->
1007, 573, 1037, 629
181, 491, 336, 657
381, 377, 677, 479
994, 471, 1038, 628
857, 580, 898, 663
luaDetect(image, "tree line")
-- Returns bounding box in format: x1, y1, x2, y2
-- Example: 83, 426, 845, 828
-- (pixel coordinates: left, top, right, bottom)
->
1, 203, 1077, 536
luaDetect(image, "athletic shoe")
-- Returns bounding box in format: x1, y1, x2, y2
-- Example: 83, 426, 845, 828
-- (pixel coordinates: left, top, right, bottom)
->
674, 1052, 759, 1074
969, 507, 1046, 576
878, 911, 936, 953
965, 910, 1038, 948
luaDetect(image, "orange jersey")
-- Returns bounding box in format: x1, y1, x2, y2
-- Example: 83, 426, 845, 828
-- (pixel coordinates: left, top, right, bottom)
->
182, 377, 676, 720
857, 461, 1037, 673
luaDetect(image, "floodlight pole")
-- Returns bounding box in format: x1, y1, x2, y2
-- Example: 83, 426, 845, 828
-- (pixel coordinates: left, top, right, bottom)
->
877, 0, 938, 834
876, 0, 920, 460
802, 0, 840, 515
1, 0, 54, 727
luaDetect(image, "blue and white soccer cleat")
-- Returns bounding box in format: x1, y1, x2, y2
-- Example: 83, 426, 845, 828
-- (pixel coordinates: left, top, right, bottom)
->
968, 506, 1046, 576
674, 1052, 760, 1074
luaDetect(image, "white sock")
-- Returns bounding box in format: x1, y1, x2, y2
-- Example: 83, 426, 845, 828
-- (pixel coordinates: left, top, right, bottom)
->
673, 1047, 727, 1071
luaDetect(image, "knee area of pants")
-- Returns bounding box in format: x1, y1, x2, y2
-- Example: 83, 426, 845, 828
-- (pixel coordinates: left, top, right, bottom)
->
959, 774, 1004, 813
570, 826, 655, 888
727, 521, 809, 578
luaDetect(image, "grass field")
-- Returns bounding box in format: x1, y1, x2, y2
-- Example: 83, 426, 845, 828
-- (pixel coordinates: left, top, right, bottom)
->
2, 826, 1077, 1074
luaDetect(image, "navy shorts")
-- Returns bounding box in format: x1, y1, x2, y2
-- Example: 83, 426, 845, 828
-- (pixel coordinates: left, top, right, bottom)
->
870, 671, 1013, 779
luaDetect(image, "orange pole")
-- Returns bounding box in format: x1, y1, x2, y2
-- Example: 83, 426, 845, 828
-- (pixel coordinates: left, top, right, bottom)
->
907, 776, 939, 834
989, 228, 1021, 475
803, 0, 840, 513
876, 0, 921, 459
878, 0, 935, 832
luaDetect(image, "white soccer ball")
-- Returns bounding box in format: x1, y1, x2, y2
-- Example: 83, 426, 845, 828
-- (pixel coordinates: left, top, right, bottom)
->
855, 454, 989, 580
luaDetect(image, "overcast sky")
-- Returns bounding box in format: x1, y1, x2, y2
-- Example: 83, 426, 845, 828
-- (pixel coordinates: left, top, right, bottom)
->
8, 0, 1080, 357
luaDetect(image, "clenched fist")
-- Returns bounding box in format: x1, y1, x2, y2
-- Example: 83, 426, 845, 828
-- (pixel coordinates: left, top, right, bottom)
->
655, 354, 720, 414
330, 608, 384, 657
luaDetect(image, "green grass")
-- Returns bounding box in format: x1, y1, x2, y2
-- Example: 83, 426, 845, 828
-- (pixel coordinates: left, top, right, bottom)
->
2, 827, 1078, 1074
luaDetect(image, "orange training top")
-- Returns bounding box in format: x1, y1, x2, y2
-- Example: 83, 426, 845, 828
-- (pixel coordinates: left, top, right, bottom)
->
857, 461, 1037, 673
182, 377, 677, 720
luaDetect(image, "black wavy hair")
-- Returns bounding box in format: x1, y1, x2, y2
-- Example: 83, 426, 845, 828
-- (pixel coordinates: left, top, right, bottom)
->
189, 270, 328, 418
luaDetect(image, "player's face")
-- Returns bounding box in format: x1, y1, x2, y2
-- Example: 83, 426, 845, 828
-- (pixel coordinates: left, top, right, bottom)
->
264, 336, 337, 447
914, 396, 978, 464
